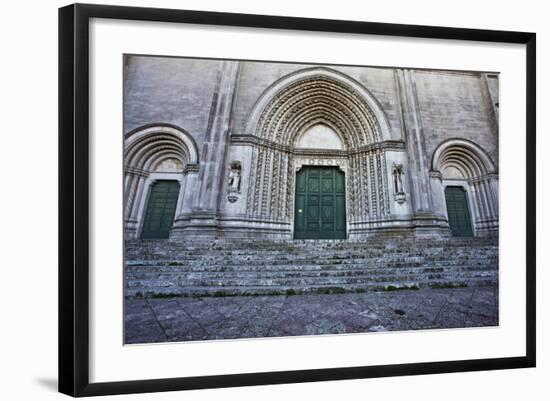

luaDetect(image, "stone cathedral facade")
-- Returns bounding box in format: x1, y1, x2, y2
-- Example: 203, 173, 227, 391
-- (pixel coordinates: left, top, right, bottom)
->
124, 56, 499, 242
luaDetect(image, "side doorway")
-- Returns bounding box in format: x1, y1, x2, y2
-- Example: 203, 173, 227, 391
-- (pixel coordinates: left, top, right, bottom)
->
140, 180, 180, 239
444, 186, 474, 237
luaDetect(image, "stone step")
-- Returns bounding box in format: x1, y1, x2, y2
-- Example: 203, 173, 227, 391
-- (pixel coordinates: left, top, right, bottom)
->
124, 238, 498, 297
125, 277, 497, 297
126, 267, 497, 285
125, 242, 498, 251
125, 247, 498, 255
125, 256, 497, 270
125, 250, 498, 261
125, 260, 497, 273
126, 269, 496, 287
125, 246, 498, 254
126, 238, 498, 248
126, 264, 496, 278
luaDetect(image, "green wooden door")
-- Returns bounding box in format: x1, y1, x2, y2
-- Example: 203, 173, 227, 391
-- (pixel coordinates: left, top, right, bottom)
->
294, 167, 346, 239
140, 180, 180, 239
445, 186, 473, 237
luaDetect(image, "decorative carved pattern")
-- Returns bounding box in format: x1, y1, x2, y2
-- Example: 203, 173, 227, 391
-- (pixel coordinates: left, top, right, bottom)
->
270, 151, 280, 218
368, 154, 377, 218
360, 153, 369, 219
251, 148, 264, 217
286, 155, 294, 220
377, 151, 390, 215
255, 77, 382, 146
183, 163, 200, 174
261, 150, 274, 218
349, 156, 361, 221
246, 149, 258, 215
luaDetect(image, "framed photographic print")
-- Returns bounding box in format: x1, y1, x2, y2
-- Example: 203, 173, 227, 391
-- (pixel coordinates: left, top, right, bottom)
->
58, 3, 536, 397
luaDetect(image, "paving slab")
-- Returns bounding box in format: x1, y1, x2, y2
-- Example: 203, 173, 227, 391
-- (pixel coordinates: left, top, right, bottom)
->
124, 286, 498, 344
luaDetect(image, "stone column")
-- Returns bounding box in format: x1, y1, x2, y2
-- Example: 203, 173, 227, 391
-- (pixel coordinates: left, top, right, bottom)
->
429, 172, 447, 221
176, 164, 200, 215
488, 175, 499, 216
130, 175, 147, 221
124, 169, 149, 238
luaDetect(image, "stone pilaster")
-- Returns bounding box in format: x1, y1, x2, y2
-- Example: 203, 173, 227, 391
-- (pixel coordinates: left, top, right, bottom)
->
172, 61, 241, 236
395, 69, 445, 235
480, 73, 499, 138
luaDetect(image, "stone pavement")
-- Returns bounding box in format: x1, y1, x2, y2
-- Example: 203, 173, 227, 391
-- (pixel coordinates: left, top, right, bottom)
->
124, 286, 498, 344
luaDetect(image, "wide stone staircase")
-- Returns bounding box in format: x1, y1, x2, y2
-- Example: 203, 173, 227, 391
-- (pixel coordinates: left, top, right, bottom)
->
124, 238, 498, 297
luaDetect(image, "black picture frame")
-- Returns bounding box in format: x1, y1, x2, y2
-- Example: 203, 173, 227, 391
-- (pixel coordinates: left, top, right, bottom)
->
58, 3, 536, 397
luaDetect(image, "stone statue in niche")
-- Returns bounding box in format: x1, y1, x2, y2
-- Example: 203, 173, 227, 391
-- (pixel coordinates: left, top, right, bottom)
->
392, 163, 406, 204
227, 161, 241, 203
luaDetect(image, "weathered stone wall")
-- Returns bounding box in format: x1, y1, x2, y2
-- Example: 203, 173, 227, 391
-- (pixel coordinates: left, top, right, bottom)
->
124, 57, 499, 169
413, 71, 499, 168
123, 56, 499, 240
232, 62, 404, 140
124, 56, 223, 148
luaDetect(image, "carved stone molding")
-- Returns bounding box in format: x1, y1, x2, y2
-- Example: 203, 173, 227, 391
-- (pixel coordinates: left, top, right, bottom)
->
294, 157, 348, 173
183, 163, 200, 174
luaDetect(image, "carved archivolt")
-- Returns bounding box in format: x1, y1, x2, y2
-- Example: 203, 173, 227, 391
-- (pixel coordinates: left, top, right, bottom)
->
432, 138, 495, 179
124, 124, 199, 222
125, 125, 199, 171
255, 77, 382, 147
245, 69, 392, 226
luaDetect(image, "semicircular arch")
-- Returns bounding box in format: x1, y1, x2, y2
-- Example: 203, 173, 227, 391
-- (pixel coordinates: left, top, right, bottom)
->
432, 138, 496, 179
125, 124, 199, 171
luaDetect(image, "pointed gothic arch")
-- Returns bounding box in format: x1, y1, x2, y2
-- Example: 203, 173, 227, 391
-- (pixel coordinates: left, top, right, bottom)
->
245, 67, 392, 146
243, 68, 395, 237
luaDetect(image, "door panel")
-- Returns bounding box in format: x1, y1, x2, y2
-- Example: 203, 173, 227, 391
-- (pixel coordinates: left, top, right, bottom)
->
141, 180, 180, 239
294, 167, 346, 239
445, 186, 473, 237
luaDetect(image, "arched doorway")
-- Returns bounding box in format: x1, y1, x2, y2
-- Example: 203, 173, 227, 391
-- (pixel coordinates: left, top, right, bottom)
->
141, 180, 181, 239
444, 186, 473, 237
243, 67, 396, 240
294, 166, 346, 239
432, 139, 498, 237
124, 124, 200, 239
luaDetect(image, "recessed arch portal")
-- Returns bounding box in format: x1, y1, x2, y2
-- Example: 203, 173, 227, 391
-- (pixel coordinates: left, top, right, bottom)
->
124, 124, 200, 238
244, 68, 393, 235
432, 139, 498, 236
